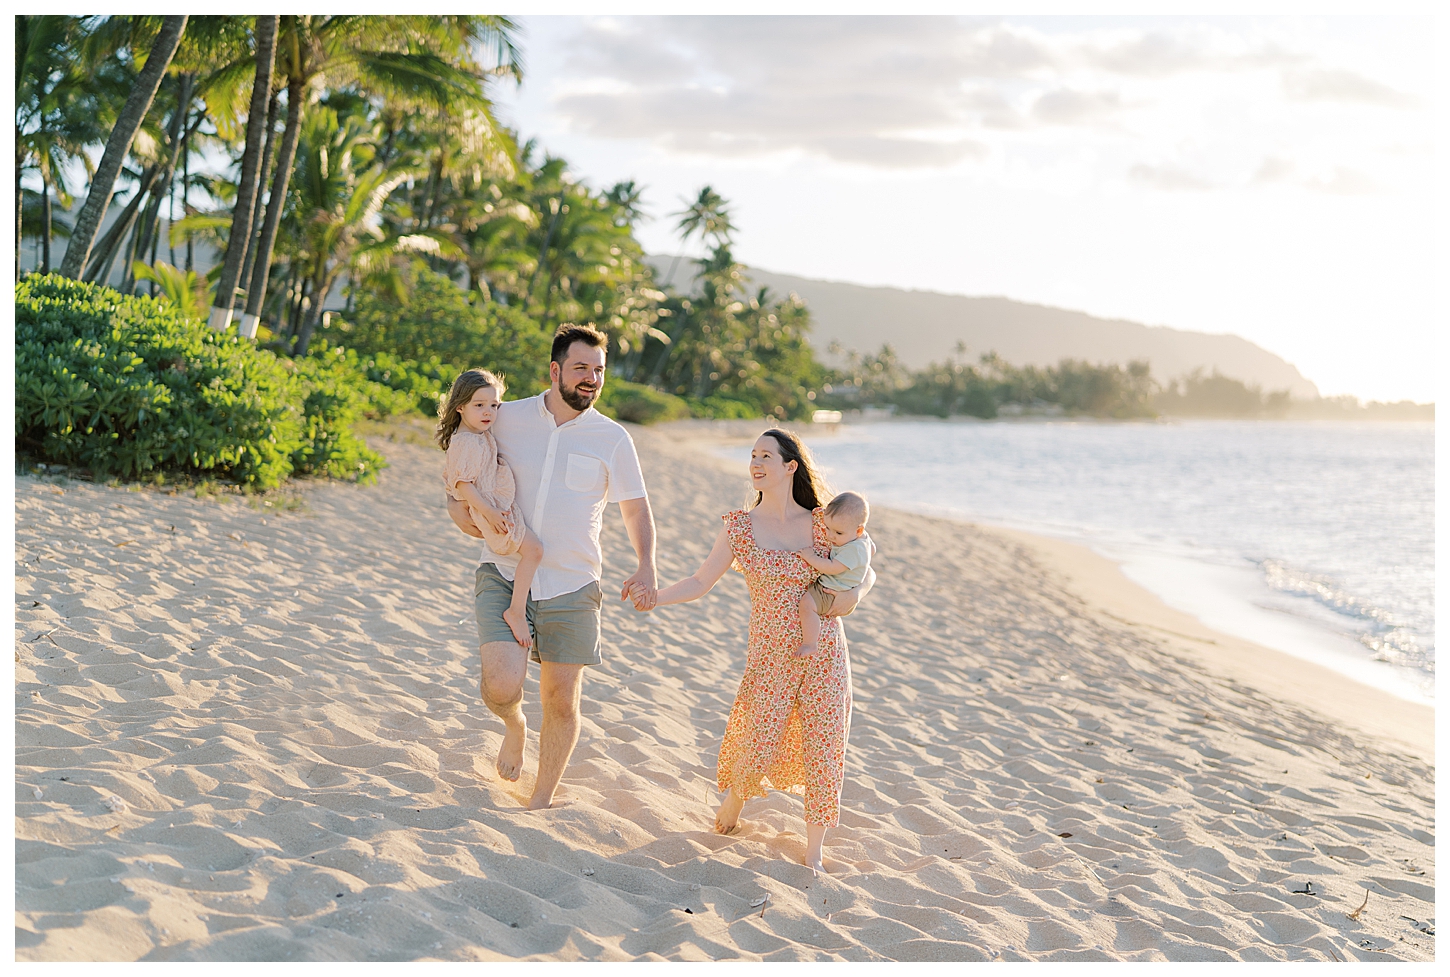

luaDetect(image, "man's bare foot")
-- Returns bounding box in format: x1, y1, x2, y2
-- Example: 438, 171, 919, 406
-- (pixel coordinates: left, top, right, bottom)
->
793, 641, 819, 659
526, 792, 556, 811
714, 790, 745, 834
496, 715, 527, 781
502, 606, 532, 648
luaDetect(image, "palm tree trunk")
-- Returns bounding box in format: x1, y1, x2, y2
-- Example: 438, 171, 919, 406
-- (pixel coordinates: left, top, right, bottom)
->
293, 268, 337, 356
182, 126, 192, 272
15, 141, 24, 280
128, 73, 194, 293
58, 14, 187, 280
238, 89, 281, 304
41, 177, 52, 274
83, 166, 158, 284
210, 14, 278, 332
240, 66, 304, 340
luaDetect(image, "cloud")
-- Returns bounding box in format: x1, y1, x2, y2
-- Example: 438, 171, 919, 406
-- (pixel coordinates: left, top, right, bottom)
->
1283, 68, 1417, 107
1128, 163, 1214, 192
540, 15, 1424, 184
551, 16, 1078, 169
1030, 89, 1123, 127
1252, 157, 1380, 195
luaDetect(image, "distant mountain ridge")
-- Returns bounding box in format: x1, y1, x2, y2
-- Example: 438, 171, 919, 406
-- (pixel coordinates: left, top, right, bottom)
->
647, 257, 1320, 399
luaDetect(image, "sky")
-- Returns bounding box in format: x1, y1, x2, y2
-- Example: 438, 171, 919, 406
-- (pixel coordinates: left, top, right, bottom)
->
488, 13, 1439, 403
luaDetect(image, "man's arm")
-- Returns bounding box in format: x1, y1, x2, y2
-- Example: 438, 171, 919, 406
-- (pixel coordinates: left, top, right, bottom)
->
823, 565, 875, 618
617, 496, 658, 609
446, 495, 484, 538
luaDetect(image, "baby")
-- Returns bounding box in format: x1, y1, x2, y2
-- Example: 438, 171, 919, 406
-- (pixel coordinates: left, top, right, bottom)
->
794, 491, 873, 658
436, 369, 543, 649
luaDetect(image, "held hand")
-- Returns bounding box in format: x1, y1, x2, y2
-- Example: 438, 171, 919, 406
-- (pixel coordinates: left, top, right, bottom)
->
621, 567, 657, 611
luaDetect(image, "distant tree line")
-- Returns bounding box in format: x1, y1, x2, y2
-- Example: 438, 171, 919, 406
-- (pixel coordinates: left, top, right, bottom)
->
818, 345, 1432, 421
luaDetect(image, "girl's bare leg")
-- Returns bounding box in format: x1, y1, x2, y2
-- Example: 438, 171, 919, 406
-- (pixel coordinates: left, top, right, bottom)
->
795, 591, 822, 658
805, 823, 827, 874
504, 531, 543, 649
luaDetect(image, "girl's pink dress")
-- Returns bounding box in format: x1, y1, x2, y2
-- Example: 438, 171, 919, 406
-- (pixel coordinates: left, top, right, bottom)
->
718, 506, 852, 826
443, 429, 526, 556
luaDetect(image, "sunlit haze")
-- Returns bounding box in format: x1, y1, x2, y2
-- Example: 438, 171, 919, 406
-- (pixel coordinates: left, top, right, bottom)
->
493, 14, 1437, 403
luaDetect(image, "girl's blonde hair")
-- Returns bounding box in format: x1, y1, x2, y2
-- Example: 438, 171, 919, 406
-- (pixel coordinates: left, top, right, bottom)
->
435, 368, 505, 451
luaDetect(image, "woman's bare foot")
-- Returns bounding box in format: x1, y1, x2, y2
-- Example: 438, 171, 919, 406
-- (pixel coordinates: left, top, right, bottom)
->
714, 790, 745, 834
502, 606, 532, 648
805, 823, 828, 874
496, 714, 527, 781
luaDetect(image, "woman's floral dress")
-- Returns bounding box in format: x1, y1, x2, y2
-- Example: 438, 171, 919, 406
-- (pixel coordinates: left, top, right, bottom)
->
718, 506, 852, 826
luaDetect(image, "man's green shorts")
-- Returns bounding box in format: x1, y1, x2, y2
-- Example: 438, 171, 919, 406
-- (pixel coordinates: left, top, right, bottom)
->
474, 562, 603, 666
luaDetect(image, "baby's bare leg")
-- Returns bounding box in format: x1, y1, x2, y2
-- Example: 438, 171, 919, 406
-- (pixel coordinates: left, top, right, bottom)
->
503, 531, 542, 649
795, 590, 822, 658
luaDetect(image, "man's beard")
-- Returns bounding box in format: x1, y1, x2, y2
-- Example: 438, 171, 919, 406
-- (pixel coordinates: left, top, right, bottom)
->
559, 377, 600, 411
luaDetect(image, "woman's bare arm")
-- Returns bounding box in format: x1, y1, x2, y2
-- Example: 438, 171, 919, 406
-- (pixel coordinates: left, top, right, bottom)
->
823, 565, 876, 617
649, 527, 735, 608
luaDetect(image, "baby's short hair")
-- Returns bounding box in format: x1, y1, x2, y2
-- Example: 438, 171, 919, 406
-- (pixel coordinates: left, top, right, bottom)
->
825, 491, 869, 527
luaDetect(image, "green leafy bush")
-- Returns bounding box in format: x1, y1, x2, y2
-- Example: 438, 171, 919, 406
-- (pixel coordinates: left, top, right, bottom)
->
14, 274, 388, 488
319, 267, 551, 391
593, 378, 691, 424
685, 394, 760, 420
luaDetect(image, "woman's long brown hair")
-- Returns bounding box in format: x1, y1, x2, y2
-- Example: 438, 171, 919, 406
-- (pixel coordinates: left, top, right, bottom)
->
753, 428, 831, 512
435, 368, 504, 451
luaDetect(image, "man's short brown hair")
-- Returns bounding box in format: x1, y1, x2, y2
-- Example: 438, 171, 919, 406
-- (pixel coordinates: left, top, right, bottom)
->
552, 323, 608, 365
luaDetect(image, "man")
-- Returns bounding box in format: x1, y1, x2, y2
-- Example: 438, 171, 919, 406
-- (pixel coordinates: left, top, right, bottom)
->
447, 323, 657, 810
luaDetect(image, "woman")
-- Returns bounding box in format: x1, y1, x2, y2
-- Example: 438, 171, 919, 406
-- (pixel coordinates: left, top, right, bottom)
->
651, 429, 873, 874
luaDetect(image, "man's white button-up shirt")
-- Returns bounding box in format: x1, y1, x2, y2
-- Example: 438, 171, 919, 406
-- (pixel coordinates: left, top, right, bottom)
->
479, 392, 647, 601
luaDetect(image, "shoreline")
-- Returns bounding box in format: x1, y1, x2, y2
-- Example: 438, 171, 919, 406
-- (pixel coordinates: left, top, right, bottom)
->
657, 421, 1433, 761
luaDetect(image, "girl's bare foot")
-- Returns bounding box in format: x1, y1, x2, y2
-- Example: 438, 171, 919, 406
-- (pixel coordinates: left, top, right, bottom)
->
496, 714, 527, 781
714, 790, 745, 835
502, 606, 532, 648
793, 641, 819, 658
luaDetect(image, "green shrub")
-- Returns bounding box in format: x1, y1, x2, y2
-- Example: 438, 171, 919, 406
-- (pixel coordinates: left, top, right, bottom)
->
14, 274, 387, 488
686, 394, 760, 420
359, 351, 459, 418
595, 378, 691, 424
319, 267, 551, 391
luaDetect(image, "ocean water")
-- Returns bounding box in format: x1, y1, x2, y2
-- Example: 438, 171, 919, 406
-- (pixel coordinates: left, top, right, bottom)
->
715, 420, 1434, 703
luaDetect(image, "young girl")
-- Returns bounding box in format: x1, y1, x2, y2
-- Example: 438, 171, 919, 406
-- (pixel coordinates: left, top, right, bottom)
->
436, 369, 543, 649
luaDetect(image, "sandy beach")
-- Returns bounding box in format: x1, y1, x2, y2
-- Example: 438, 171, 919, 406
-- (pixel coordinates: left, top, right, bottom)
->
14, 418, 1435, 961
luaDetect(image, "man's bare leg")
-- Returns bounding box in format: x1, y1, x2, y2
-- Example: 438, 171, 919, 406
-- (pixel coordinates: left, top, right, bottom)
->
528, 661, 585, 810
479, 639, 529, 780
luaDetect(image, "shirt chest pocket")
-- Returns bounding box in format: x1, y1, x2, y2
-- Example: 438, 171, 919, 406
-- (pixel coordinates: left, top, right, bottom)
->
565, 453, 604, 492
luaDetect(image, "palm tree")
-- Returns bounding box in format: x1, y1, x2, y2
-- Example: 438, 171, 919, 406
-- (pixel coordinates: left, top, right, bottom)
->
648, 186, 737, 386
58, 15, 187, 280
238, 14, 521, 340
15, 16, 106, 277
207, 15, 278, 332
280, 104, 424, 355
662, 184, 733, 287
